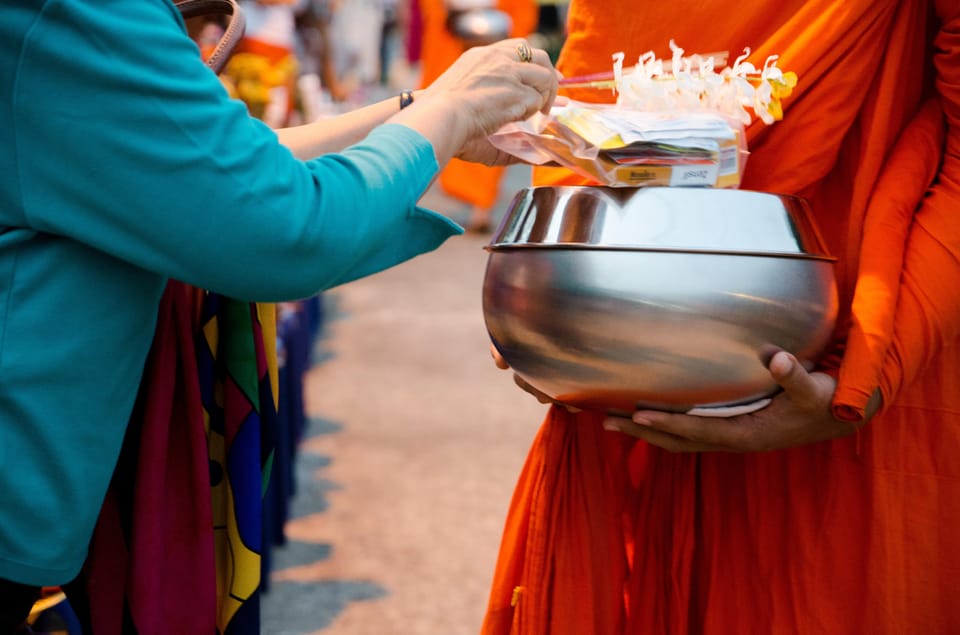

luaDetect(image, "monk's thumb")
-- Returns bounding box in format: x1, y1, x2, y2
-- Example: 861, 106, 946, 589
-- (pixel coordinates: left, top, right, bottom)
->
768, 351, 815, 400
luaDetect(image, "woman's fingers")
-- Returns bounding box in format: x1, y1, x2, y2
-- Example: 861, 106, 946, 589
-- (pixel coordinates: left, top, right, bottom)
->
527, 45, 554, 73
486, 38, 558, 116
515, 63, 560, 114
422, 37, 558, 160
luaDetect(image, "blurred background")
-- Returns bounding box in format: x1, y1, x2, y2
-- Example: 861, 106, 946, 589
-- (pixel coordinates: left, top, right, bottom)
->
258, 166, 545, 635
221, 1, 570, 633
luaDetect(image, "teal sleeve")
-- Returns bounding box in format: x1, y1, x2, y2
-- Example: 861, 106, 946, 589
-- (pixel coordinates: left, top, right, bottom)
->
13, 0, 462, 301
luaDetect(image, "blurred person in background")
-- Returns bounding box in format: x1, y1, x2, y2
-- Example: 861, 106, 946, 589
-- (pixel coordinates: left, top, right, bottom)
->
293, 0, 355, 117
227, 0, 303, 126
483, 1, 960, 633
0, 0, 558, 630
527, 0, 566, 63
325, 0, 393, 98
399, 0, 424, 72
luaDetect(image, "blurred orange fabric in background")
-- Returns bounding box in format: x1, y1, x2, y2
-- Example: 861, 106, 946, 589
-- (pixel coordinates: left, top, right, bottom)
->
483, 1, 960, 633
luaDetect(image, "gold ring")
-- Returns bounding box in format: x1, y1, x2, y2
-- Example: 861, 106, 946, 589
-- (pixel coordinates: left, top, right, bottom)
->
516, 41, 533, 63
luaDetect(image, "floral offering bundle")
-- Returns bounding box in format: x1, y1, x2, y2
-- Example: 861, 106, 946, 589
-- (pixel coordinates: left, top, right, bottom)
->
611, 40, 797, 125
489, 41, 797, 187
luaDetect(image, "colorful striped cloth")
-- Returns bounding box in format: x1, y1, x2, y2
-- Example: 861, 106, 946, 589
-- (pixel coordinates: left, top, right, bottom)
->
197, 293, 279, 635
81, 282, 279, 635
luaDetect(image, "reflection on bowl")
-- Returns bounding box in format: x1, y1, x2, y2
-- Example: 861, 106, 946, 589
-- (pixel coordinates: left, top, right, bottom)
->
482, 186, 838, 413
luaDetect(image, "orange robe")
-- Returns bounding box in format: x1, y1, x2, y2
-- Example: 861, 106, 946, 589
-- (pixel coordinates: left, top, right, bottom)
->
418, 0, 538, 210
482, 1, 960, 633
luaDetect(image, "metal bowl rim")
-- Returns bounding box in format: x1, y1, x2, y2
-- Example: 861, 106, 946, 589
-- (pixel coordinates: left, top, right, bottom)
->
490, 186, 835, 258
483, 242, 837, 261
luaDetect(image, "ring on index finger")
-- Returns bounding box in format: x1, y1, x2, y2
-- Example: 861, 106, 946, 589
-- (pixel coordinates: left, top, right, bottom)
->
516, 41, 533, 63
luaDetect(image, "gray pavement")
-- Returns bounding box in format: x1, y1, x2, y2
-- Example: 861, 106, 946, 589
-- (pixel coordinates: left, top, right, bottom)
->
261, 166, 550, 635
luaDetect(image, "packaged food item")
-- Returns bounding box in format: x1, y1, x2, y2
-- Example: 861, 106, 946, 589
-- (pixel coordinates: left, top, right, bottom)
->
490, 41, 797, 188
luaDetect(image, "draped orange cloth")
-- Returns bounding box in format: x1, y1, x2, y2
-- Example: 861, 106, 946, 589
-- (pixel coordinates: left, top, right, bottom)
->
418, 0, 538, 210
482, 1, 960, 633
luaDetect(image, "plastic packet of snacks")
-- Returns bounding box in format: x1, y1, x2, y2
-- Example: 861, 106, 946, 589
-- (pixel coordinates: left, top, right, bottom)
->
489, 41, 797, 188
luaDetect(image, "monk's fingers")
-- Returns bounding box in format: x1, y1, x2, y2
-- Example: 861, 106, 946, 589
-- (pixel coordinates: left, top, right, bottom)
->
489, 344, 510, 370
513, 373, 581, 412
624, 409, 758, 451
513, 373, 554, 404
602, 415, 724, 452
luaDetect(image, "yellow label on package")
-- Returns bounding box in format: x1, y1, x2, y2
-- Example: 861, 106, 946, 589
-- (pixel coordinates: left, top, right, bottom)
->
612, 141, 741, 188
612, 165, 707, 186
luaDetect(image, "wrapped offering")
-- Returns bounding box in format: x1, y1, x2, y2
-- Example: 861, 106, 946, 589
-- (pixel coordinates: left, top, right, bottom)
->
490, 41, 797, 188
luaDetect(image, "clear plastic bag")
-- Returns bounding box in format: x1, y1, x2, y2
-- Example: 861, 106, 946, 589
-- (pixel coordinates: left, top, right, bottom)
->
490, 42, 796, 188
489, 103, 749, 188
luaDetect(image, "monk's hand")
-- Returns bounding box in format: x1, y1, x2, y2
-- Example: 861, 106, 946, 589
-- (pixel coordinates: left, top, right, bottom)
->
601, 351, 867, 452
489, 344, 580, 412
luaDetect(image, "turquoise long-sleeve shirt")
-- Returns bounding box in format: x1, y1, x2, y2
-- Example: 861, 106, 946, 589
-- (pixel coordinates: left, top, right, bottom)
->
0, 0, 461, 584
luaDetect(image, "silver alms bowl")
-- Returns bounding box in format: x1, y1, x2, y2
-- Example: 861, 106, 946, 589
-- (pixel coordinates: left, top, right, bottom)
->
482, 186, 838, 413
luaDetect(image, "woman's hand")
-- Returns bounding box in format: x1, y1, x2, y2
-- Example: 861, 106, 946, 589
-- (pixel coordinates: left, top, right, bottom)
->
601, 351, 881, 452
427, 37, 558, 135
394, 38, 559, 167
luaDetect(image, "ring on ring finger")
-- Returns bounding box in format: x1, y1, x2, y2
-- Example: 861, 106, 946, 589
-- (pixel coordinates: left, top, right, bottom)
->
516, 41, 533, 63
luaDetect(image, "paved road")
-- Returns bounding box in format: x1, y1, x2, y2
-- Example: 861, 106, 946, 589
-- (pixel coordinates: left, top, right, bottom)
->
262, 168, 549, 635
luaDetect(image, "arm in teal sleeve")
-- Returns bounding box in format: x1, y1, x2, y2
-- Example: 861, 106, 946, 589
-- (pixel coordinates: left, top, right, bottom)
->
14, 0, 461, 301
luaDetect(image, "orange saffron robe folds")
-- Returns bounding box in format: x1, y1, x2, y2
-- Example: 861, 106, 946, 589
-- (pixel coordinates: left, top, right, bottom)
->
482, 1, 960, 633
418, 0, 538, 210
